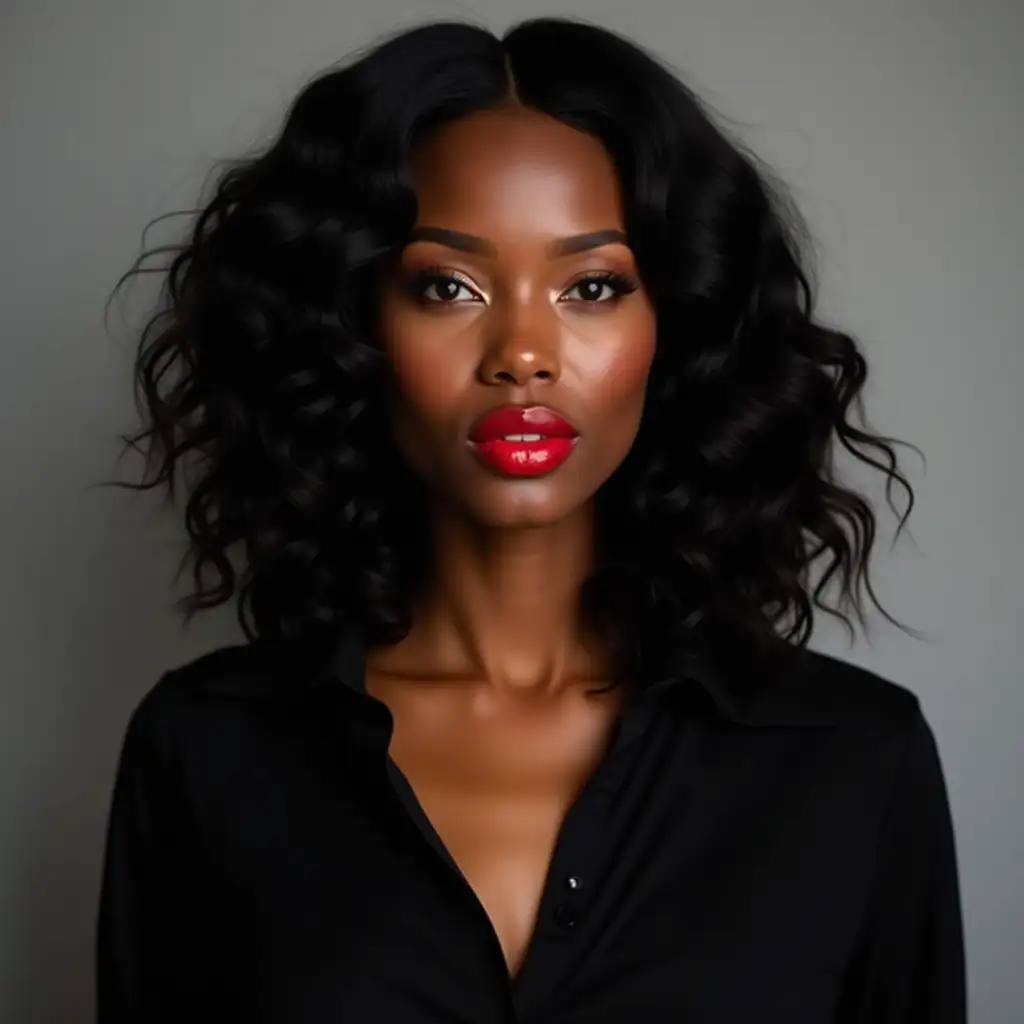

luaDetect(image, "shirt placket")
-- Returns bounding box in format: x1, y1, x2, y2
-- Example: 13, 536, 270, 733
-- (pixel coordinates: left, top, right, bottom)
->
510, 689, 663, 1021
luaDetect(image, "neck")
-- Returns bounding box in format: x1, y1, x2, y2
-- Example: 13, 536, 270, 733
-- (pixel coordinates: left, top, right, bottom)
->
401, 500, 606, 695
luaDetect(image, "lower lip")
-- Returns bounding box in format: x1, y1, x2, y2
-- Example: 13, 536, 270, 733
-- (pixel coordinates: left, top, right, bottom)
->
469, 437, 578, 477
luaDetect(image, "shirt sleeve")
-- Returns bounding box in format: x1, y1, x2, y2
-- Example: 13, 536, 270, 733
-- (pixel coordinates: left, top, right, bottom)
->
95, 680, 192, 1023
836, 704, 968, 1023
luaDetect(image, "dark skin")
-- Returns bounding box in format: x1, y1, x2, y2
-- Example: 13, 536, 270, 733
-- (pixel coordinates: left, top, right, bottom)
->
368, 102, 658, 978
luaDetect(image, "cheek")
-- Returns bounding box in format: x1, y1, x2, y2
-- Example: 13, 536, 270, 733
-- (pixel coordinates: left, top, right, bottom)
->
572, 314, 656, 430
382, 320, 475, 434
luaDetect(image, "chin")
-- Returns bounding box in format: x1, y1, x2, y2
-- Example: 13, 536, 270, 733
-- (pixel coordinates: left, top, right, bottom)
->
484, 507, 567, 529
466, 481, 589, 530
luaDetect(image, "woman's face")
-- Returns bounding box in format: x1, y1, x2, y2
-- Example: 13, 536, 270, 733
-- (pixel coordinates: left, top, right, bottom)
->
377, 104, 657, 528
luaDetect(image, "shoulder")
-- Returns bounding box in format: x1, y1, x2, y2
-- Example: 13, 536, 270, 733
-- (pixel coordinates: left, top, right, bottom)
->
122, 641, 302, 744
112, 642, 340, 800
796, 646, 923, 729
730, 641, 926, 735
160, 641, 284, 696
746, 647, 955, 831
779, 645, 950, 787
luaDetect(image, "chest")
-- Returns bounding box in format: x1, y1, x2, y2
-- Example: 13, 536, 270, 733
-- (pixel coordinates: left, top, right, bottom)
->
190, 691, 881, 1021
367, 675, 627, 976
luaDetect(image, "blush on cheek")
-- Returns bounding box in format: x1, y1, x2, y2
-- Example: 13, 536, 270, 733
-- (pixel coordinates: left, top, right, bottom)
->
565, 297, 656, 408
589, 345, 656, 421
385, 344, 460, 424
382, 346, 471, 481
381, 306, 480, 421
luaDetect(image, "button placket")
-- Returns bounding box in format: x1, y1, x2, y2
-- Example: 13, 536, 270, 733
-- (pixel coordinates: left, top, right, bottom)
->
513, 690, 662, 1017
552, 874, 584, 928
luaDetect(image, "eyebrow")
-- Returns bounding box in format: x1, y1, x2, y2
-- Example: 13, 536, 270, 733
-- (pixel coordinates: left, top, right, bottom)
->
404, 226, 628, 258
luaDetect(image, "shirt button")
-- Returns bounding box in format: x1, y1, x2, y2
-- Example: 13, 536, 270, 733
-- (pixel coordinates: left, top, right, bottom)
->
553, 903, 578, 928
565, 875, 583, 890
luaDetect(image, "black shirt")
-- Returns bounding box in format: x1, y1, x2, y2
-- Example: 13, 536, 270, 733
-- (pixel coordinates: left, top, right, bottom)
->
95, 629, 967, 1023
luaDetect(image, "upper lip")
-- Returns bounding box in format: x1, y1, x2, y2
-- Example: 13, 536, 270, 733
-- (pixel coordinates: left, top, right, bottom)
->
468, 404, 579, 443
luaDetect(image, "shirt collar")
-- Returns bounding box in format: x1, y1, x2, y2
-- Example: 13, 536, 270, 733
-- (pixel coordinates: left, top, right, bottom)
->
305, 624, 839, 729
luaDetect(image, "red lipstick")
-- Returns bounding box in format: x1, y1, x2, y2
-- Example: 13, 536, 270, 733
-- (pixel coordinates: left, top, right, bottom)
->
468, 405, 579, 477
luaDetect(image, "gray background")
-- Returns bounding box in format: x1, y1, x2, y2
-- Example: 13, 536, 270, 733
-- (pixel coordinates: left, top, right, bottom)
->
2, 0, 1021, 1020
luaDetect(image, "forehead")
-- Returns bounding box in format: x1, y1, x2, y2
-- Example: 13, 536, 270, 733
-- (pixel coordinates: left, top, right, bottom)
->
408, 106, 625, 236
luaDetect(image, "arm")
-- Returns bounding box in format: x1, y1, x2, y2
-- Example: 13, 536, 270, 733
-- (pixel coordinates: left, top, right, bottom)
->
95, 679, 191, 1023
836, 705, 968, 1022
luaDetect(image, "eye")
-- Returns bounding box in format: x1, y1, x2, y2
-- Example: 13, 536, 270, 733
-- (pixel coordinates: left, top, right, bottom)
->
403, 267, 639, 306
561, 271, 639, 304
406, 268, 483, 305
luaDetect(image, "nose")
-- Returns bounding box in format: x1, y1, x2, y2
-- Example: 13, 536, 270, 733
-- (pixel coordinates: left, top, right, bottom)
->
477, 304, 561, 388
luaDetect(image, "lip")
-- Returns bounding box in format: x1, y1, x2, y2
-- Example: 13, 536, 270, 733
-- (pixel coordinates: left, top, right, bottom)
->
467, 404, 580, 478
469, 405, 578, 443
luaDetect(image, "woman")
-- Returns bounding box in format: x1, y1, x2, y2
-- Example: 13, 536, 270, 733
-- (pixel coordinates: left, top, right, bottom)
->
97, 16, 966, 1023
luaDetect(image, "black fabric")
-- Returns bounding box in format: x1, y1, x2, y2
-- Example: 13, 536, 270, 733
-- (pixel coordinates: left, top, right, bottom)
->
96, 628, 966, 1022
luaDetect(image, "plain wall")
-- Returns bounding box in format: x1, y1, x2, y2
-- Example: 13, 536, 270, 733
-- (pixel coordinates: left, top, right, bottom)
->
2, 0, 1021, 1020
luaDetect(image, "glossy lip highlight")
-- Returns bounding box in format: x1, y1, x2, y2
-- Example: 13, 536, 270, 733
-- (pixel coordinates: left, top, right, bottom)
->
468, 404, 579, 443
467, 405, 580, 478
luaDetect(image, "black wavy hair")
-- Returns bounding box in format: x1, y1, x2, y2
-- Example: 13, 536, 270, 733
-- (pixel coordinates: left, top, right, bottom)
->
105, 16, 925, 693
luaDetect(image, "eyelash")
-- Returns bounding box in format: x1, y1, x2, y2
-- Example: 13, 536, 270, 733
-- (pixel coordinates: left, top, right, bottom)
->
405, 266, 640, 306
